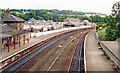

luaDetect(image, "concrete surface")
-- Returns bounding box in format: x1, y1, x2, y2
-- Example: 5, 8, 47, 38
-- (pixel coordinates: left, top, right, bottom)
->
85, 30, 114, 71
101, 41, 119, 59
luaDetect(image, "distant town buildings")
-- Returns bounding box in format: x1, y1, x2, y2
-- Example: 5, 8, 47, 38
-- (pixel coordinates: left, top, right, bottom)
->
63, 18, 93, 27
84, 14, 106, 17
24, 18, 63, 31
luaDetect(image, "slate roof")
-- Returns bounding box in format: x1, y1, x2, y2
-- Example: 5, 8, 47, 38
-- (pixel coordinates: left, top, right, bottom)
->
24, 18, 46, 25
0, 34, 12, 39
36, 20, 46, 24
0, 24, 16, 33
4, 14, 25, 22
24, 18, 37, 25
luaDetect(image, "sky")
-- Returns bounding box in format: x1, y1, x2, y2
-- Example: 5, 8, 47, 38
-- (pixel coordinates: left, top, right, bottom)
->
0, 0, 119, 15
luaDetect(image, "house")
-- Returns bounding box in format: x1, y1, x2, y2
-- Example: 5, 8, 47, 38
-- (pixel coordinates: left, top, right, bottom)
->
52, 22, 63, 29
36, 20, 46, 25
1, 8, 25, 30
44, 20, 54, 31
24, 19, 63, 31
24, 18, 46, 25
24, 18, 38, 25
24, 18, 45, 32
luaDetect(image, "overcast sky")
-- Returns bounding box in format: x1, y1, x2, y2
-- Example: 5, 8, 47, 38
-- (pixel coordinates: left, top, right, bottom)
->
0, 0, 119, 15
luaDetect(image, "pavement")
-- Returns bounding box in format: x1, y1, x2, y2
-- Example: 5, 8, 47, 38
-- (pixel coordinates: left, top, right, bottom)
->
85, 30, 114, 71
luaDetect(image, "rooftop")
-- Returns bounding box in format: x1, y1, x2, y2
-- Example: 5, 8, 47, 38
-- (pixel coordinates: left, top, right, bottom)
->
4, 15, 25, 22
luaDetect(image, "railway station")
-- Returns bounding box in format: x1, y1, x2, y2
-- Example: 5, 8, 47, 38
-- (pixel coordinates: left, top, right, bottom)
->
0, 6, 119, 73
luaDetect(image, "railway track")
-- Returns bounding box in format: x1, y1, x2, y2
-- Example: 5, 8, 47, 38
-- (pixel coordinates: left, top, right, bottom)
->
45, 31, 89, 73
1, 28, 92, 73
68, 33, 86, 73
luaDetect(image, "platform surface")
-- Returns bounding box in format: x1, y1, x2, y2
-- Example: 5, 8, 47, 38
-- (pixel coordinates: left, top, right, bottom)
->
85, 30, 114, 71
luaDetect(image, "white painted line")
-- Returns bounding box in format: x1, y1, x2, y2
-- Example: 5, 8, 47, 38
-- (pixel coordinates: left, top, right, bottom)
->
84, 31, 91, 72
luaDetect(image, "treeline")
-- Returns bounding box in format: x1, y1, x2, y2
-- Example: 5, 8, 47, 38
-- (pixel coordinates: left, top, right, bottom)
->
1, 9, 106, 16
10, 10, 109, 23
10, 11, 67, 22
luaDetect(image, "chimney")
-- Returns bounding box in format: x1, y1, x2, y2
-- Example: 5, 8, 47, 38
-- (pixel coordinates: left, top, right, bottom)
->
4, 9, 6, 17
3, 8, 10, 20
7, 8, 10, 19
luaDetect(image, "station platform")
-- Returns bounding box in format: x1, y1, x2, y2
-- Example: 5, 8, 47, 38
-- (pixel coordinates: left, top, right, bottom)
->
85, 30, 114, 71
1, 26, 91, 61
1, 31, 58, 60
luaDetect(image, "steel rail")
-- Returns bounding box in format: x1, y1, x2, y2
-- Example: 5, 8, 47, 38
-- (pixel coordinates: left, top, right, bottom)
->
2, 30, 78, 72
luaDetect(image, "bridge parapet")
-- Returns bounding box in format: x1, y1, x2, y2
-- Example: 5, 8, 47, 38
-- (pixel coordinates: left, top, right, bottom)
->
95, 32, 120, 71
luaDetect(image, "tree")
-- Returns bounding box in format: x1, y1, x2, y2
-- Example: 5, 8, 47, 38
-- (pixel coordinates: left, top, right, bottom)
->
105, 1, 120, 41
59, 15, 68, 22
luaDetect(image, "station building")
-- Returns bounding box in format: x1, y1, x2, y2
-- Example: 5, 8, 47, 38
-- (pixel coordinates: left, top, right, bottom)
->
0, 8, 29, 53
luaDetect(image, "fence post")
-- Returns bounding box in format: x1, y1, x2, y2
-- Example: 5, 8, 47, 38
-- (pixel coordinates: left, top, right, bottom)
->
19, 36, 21, 47
8, 38, 9, 52
14, 37, 16, 49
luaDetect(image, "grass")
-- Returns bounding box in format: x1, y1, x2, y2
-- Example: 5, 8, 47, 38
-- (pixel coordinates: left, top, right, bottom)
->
98, 30, 106, 41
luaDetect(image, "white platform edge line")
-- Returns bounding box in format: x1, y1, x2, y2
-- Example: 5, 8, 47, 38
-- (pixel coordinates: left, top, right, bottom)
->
84, 31, 91, 72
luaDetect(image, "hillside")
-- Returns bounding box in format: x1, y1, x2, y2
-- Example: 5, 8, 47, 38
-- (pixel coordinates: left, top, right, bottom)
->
1, 9, 106, 16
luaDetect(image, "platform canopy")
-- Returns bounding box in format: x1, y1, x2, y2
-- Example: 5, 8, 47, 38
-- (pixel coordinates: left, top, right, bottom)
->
0, 24, 27, 39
